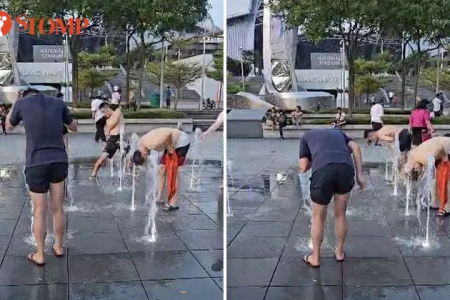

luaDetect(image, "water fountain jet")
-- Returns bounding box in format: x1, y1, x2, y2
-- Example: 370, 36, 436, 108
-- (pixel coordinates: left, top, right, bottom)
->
143, 151, 159, 242
189, 128, 203, 189
118, 123, 125, 191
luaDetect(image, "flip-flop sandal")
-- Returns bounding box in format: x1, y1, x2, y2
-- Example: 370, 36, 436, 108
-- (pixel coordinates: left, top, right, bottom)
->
52, 246, 65, 257
335, 251, 345, 262
89, 175, 96, 181
162, 204, 180, 211
302, 254, 320, 268
437, 210, 450, 217
27, 252, 45, 266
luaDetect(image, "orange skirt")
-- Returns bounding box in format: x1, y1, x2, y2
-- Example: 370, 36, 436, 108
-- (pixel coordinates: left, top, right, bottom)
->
164, 152, 179, 200
437, 160, 450, 212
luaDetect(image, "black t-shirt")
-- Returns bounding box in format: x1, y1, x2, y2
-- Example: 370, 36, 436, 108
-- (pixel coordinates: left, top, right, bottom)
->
9, 94, 73, 167
299, 129, 354, 174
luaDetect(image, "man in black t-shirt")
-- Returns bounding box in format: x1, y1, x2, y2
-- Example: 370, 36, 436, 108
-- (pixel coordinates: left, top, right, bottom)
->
299, 129, 364, 268
6, 88, 78, 266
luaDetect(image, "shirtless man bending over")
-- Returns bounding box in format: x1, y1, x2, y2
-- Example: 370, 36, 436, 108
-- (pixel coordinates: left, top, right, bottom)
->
364, 125, 412, 165
132, 128, 190, 211
90, 102, 123, 178
404, 136, 450, 216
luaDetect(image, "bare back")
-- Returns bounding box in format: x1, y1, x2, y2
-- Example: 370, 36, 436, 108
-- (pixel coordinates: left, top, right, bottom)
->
139, 128, 182, 152
377, 125, 405, 140
408, 137, 450, 166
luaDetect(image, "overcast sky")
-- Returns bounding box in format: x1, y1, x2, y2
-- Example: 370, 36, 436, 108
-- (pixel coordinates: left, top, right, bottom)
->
209, 0, 224, 29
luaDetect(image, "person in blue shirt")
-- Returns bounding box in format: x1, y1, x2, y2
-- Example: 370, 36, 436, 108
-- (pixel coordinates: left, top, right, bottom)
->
299, 129, 364, 268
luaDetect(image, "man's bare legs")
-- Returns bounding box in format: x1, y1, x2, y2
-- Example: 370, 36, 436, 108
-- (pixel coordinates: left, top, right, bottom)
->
91, 153, 109, 178
334, 192, 350, 260
29, 192, 47, 264
49, 181, 65, 255
157, 165, 166, 202
309, 202, 328, 266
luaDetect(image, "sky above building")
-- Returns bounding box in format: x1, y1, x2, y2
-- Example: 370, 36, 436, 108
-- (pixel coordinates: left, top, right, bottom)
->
209, 0, 224, 29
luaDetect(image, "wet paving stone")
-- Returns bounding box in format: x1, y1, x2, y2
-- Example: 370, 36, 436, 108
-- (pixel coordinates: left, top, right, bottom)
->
143, 278, 222, 300
227, 287, 267, 300
272, 257, 342, 286
0, 255, 68, 285
344, 257, 412, 285
344, 285, 419, 300
0, 160, 223, 298
177, 229, 223, 250
228, 237, 286, 258
266, 286, 343, 300
131, 250, 209, 280
227, 162, 450, 292
227, 258, 278, 287
405, 257, 450, 285
0, 284, 69, 300
69, 281, 148, 300
416, 285, 450, 299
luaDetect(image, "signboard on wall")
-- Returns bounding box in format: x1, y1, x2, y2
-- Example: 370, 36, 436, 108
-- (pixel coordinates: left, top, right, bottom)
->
33, 45, 67, 62
295, 69, 348, 90
310, 53, 342, 69
17, 62, 72, 84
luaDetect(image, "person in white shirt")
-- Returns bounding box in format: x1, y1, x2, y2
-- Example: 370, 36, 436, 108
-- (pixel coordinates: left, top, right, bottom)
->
91, 95, 106, 142
111, 86, 121, 110
370, 101, 384, 146
432, 94, 442, 117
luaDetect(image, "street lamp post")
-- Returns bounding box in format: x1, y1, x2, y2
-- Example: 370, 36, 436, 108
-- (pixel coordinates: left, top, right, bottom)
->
436, 46, 442, 94
200, 28, 207, 110
340, 39, 346, 107
239, 47, 245, 92
199, 13, 215, 111
159, 40, 165, 108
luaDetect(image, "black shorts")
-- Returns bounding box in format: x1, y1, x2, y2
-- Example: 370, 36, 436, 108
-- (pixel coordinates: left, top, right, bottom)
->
398, 129, 412, 152
310, 163, 355, 206
103, 135, 120, 159
411, 127, 427, 146
110, 104, 119, 111
434, 111, 441, 117
160, 144, 190, 166
371, 122, 383, 131
25, 162, 68, 194
63, 126, 68, 135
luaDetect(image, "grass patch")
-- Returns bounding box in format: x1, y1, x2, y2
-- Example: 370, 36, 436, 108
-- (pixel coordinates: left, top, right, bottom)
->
72, 109, 185, 119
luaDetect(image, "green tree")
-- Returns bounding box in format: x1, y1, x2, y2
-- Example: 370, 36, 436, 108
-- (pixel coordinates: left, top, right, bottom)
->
78, 68, 116, 96
208, 46, 224, 82
147, 61, 202, 109
355, 75, 384, 105
103, 0, 209, 108
5, 0, 104, 106
382, 0, 450, 108
274, 0, 384, 116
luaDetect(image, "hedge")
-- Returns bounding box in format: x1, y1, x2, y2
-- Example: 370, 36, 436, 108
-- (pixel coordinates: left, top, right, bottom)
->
2, 102, 156, 109
71, 109, 185, 119
302, 116, 450, 125
302, 108, 412, 115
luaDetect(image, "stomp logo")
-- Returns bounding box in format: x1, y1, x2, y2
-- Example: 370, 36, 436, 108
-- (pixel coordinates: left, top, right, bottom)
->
0, 11, 89, 35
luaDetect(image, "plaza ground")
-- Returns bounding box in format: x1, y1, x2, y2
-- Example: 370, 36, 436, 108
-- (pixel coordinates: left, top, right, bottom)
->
227, 137, 450, 300
0, 132, 223, 300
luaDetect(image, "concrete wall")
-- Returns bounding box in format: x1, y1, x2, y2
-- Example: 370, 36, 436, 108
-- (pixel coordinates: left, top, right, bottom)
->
262, 124, 450, 139
9, 119, 193, 134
